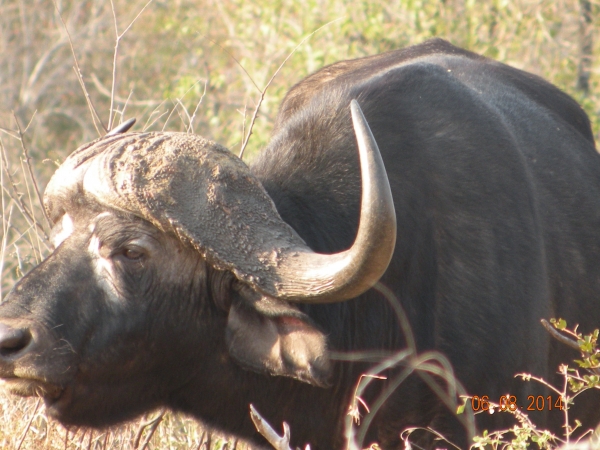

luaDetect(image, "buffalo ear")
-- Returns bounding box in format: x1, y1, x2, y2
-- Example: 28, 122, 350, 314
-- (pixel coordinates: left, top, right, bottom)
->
225, 286, 331, 387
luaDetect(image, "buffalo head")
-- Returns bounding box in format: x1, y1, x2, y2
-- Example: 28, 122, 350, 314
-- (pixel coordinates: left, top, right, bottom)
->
0, 101, 396, 429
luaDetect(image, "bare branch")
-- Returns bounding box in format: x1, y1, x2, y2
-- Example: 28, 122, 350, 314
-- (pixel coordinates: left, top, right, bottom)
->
239, 19, 342, 159
340, 286, 475, 450
0, 175, 11, 302
22, 110, 37, 133
541, 319, 582, 351
51, 0, 105, 135
374, 281, 416, 353
107, 0, 154, 131
329, 349, 398, 363
176, 99, 192, 128
20, 159, 44, 262
400, 427, 463, 450
15, 398, 41, 450
250, 404, 309, 450
133, 409, 166, 449
346, 350, 412, 449
22, 34, 68, 101
239, 103, 248, 154
121, 89, 134, 122
0, 127, 20, 140
139, 409, 166, 450
89, 73, 160, 107
120, 0, 155, 37
162, 81, 204, 131
108, 0, 120, 131
12, 112, 51, 229
143, 104, 170, 131
187, 79, 208, 134
161, 102, 180, 132
199, 34, 261, 92
0, 138, 49, 241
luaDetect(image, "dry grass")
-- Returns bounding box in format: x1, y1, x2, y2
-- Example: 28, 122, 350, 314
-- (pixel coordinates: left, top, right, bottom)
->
0, 396, 251, 449
1, 0, 600, 448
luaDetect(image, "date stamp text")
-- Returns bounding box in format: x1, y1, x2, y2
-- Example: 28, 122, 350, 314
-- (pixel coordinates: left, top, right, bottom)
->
471, 395, 564, 412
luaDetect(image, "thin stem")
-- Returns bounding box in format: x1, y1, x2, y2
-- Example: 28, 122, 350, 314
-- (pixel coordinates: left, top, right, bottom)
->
107, 0, 154, 131
239, 19, 342, 159
52, 0, 105, 135
108, 0, 119, 131
187, 79, 208, 133
541, 319, 581, 351
199, 34, 261, 92
0, 156, 10, 303
20, 159, 44, 262
0, 138, 48, 241
139, 410, 166, 450
15, 398, 41, 450
564, 370, 571, 445
12, 112, 51, 228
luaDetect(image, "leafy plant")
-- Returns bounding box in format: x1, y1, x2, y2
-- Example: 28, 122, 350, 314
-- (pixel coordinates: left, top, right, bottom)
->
461, 319, 600, 450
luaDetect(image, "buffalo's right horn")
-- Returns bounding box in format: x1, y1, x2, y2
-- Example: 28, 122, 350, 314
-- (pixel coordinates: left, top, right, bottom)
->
264, 100, 396, 303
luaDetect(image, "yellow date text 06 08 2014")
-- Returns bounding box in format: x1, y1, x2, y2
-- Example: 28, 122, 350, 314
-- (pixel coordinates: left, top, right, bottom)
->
470, 395, 564, 412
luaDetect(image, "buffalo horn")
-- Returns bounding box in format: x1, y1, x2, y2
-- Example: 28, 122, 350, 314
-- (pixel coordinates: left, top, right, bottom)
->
270, 100, 396, 303
106, 118, 136, 136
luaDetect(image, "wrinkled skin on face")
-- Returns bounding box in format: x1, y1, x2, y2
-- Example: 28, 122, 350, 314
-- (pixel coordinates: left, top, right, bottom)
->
0, 200, 215, 426
0, 193, 333, 434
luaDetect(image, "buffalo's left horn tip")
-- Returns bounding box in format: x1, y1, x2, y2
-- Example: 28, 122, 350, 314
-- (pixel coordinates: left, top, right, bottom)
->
106, 118, 136, 136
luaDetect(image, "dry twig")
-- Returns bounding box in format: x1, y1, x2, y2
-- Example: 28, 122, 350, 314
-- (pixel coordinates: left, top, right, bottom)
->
133, 409, 166, 449
0, 138, 49, 241
250, 404, 310, 450
15, 398, 41, 450
343, 282, 475, 449
12, 112, 50, 228
90, 72, 160, 107
52, 0, 105, 135
238, 19, 342, 159
107, 0, 154, 131
541, 319, 581, 351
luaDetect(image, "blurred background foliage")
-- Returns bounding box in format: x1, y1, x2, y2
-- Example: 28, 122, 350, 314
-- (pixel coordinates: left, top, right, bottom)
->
1, 0, 598, 165
0, 0, 599, 448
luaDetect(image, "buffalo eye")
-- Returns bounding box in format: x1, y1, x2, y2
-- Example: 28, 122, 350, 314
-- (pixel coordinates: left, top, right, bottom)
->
122, 248, 144, 261
123, 248, 144, 261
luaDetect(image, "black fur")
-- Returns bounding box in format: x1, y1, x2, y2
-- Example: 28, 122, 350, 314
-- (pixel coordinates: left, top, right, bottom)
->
251, 38, 600, 447
2, 39, 600, 449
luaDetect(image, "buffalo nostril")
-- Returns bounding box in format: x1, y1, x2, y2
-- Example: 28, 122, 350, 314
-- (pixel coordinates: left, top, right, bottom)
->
0, 323, 32, 357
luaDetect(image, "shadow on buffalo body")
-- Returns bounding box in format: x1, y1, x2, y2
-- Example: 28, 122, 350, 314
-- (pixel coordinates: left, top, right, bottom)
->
3, 38, 600, 449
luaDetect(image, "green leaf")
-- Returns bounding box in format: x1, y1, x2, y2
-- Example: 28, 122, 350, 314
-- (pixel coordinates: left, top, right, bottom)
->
551, 318, 567, 330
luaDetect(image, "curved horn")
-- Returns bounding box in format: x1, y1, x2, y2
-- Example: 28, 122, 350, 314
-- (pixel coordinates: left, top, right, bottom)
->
44, 101, 395, 304
271, 100, 396, 303
106, 118, 136, 136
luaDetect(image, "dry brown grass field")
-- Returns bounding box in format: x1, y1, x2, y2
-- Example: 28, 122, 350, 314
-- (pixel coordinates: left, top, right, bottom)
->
1, 0, 600, 448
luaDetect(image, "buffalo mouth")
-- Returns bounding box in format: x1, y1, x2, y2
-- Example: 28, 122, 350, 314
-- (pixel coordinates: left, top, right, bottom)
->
0, 376, 75, 422
0, 377, 63, 400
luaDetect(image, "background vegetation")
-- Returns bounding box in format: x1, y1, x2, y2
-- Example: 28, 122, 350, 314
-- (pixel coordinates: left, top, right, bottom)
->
0, 0, 599, 448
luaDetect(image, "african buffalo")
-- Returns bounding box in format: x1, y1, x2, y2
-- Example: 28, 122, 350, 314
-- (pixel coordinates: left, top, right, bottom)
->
1, 38, 600, 449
